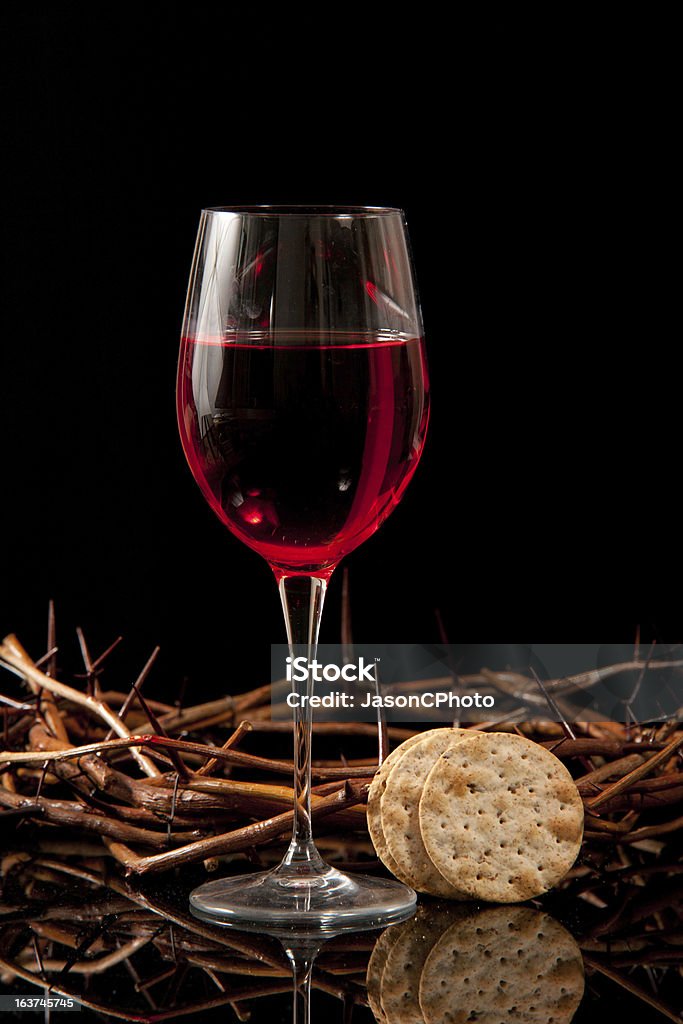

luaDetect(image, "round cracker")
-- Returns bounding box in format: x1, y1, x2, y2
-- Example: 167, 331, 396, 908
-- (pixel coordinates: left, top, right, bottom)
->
379, 905, 465, 1024
419, 905, 584, 1024
419, 732, 584, 903
369, 731, 470, 885
366, 922, 405, 1023
382, 729, 474, 897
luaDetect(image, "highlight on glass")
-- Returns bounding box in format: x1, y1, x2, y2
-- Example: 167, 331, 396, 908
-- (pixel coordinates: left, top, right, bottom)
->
177, 206, 430, 929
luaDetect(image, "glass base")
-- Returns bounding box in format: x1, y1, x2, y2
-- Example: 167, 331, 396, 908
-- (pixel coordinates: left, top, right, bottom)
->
189, 862, 417, 934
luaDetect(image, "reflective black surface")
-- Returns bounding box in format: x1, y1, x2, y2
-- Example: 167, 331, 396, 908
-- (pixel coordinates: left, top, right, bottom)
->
0, 846, 680, 1022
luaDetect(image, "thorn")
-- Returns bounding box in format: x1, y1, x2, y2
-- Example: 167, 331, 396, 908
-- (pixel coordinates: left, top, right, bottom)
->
35, 647, 59, 670
103, 647, 160, 741
35, 760, 50, 801
32, 935, 45, 980
76, 627, 96, 697
47, 600, 57, 679
167, 772, 181, 844
530, 667, 576, 741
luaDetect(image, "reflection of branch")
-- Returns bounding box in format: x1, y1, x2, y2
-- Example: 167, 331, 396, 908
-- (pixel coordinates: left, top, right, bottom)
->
584, 955, 681, 1024
17, 934, 151, 974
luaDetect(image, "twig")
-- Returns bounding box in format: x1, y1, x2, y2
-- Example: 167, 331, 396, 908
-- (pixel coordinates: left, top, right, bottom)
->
124, 780, 369, 875
0, 788, 202, 848
0, 733, 377, 779
0, 635, 159, 778
196, 720, 253, 777
586, 734, 683, 811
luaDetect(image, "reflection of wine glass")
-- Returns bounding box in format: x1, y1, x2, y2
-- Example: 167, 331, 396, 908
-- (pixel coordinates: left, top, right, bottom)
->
190, 910, 414, 1024
177, 206, 429, 928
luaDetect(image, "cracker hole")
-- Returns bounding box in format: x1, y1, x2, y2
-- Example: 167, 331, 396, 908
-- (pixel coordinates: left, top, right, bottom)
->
560, 987, 567, 994
499, 842, 507, 848
537, 865, 544, 871
441, 823, 446, 829
528, 787, 535, 793
517, 848, 523, 855
521, 754, 528, 759
476, 874, 483, 880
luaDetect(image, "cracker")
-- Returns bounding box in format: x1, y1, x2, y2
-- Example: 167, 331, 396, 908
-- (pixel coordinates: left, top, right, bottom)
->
379, 905, 466, 1024
419, 732, 584, 903
419, 905, 584, 1024
382, 729, 474, 897
366, 922, 404, 1023
369, 730, 469, 885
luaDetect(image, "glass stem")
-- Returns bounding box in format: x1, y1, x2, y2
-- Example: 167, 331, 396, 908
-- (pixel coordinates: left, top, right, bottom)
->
278, 574, 328, 873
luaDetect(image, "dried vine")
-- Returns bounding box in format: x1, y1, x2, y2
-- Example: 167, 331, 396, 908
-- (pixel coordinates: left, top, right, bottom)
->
0, 611, 681, 1020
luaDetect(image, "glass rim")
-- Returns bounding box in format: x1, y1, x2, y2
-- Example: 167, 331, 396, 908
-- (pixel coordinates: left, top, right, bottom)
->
201, 204, 405, 217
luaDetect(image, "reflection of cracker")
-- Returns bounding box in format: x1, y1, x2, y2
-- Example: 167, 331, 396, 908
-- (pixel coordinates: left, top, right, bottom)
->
379, 906, 465, 1024
420, 732, 584, 902
368, 731, 459, 885
419, 906, 584, 1024
382, 730, 474, 897
366, 923, 404, 1023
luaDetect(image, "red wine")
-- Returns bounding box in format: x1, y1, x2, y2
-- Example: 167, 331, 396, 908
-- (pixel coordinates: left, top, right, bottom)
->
177, 333, 429, 576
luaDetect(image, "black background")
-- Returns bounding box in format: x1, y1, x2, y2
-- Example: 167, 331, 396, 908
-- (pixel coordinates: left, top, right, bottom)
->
1, 8, 678, 703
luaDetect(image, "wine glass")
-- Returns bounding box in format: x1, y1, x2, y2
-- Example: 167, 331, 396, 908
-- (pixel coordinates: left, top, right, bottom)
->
177, 205, 430, 929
